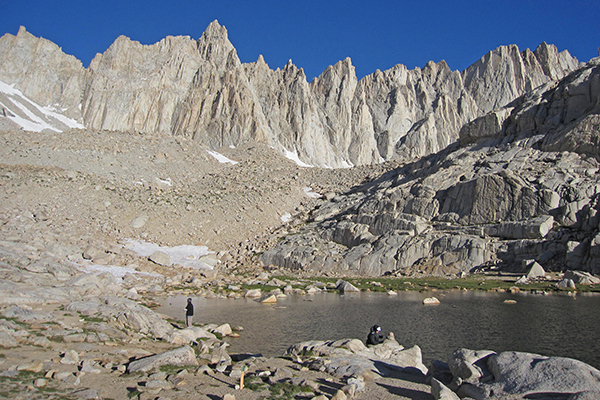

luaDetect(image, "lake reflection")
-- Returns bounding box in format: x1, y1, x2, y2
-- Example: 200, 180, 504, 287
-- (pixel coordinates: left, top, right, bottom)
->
157, 290, 600, 368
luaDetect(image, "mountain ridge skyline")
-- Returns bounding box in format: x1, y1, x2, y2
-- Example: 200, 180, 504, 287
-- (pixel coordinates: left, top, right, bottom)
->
2, 0, 599, 80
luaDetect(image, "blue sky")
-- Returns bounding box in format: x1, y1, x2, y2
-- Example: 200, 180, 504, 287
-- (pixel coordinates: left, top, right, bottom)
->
1, 0, 599, 80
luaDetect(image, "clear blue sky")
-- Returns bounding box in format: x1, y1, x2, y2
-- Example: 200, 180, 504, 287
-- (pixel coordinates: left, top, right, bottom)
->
1, 0, 599, 80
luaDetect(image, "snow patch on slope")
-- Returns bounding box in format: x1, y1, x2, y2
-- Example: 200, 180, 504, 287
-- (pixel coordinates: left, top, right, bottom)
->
0, 80, 84, 132
207, 150, 238, 165
284, 148, 313, 167
124, 239, 214, 270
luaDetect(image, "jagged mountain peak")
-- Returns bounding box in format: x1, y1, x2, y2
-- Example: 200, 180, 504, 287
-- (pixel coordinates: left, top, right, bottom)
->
16, 25, 32, 38
261, 60, 600, 277
203, 19, 229, 40
0, 23, 585, 167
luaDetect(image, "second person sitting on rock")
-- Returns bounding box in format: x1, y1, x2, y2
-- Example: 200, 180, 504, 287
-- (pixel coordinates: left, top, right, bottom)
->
366, 324, 384, 346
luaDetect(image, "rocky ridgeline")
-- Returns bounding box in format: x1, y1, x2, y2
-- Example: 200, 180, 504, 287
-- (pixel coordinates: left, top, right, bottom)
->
0, 22, 580, 167
261, 58, 600, 277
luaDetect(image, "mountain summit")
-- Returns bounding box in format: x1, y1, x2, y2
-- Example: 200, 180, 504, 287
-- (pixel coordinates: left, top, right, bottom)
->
0, 22, 581, 167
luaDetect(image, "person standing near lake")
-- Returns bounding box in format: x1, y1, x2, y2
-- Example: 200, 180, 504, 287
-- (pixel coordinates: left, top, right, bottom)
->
185, 298, 194, 327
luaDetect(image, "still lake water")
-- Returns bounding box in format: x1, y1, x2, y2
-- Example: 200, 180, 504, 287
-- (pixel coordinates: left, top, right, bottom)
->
157, 290, 600, 369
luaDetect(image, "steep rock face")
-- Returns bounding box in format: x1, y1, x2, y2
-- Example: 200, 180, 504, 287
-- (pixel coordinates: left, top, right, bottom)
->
362, 61, 477, 163
0, 27, 85, 120
0, 22, 582, 167
82, 31, 205, 134
260, 60, 600, 276
462, 42, 580, 113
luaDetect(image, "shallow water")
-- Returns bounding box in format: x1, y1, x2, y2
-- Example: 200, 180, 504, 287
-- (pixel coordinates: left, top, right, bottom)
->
157, 290, 600, 368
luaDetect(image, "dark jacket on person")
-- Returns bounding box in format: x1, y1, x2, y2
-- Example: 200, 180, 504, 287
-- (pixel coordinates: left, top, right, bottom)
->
366, 325, 383, 346
185, 302, 194, 316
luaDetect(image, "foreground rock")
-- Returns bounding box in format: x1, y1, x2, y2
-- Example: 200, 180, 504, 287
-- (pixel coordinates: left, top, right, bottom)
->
286, 334, 429, 378
432, 348, 600, 400
127, 345, 198, 373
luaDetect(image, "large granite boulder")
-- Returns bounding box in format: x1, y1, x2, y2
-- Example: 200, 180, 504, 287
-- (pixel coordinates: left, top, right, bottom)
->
287, 336, 428, 378
440, 349, 600, 400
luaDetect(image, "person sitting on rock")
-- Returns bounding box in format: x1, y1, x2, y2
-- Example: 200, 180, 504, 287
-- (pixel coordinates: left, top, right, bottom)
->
366, 324, 384, 346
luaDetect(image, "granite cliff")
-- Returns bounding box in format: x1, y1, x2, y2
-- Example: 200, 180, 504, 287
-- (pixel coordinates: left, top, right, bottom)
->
261, 57, 600, 277
1, 21, 599, 279
0, 21, 580, 167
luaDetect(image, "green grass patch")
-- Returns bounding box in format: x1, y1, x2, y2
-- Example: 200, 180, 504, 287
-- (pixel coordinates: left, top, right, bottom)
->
267, 274, 592, 294
158, 364, 197, 374
79, 314, 105, 323
267, 381, 312, 399
240, 284, 280, 292
243, 375, 265, 391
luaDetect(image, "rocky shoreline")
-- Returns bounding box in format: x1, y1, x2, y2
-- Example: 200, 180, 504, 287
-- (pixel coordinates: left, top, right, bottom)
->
2, 295, 600, 400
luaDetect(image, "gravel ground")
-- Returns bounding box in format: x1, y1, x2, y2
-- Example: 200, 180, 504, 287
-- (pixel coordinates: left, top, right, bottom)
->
0, 128, 436, 399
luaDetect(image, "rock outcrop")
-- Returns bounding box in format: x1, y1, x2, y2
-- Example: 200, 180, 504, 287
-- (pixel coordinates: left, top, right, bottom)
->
0, 26, 85, 120
286, 335, 428, 378
127, 345, 198, 373
431, 348, 600, 400
0, 22, 581, 167
261, 58, 600, 276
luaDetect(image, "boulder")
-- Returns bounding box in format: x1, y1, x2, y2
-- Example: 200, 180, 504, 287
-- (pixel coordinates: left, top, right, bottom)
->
148, 251, 171, 267
287, 336, 428, 378
67, 272, 123, 296
448, 349, 496, 384
212, 323, 233, 336
431, 377, 461, 400
66, 297, 174, 339
0, 332, 18, 348
564, 270, 600, 285
127, 345, 198, 373
336, 280, 360, 293
464, 351, 600, 399
130, 215, 149, 229
2, 305, 56, 323
60, 350, 80, 365
243, 289, 262, 298
82, 245, 103, 260
259, 294, 277, 303
526, 262, 546, 280
423, 297, 440, 305
483, 215, 554, 239
557, 279, 576, 289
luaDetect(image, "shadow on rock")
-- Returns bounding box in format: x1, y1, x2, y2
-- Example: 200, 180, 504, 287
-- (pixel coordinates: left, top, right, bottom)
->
376, 382, 433, 400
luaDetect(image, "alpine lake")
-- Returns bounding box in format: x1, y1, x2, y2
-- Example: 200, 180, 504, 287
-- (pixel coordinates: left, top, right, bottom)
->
157, 287, 600, 370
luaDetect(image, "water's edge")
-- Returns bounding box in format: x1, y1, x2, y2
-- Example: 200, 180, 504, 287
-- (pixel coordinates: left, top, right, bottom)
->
157, 291, 600, 369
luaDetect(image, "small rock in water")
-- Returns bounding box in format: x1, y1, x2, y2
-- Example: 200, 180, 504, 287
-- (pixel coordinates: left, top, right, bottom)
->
423, 297, 440, 305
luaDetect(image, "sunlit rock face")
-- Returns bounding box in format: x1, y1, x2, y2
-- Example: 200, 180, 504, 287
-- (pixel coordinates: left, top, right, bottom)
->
0, 22, 580, 167
261, 60, 600, 277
